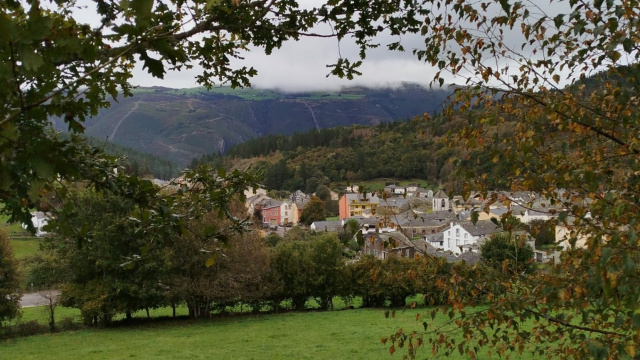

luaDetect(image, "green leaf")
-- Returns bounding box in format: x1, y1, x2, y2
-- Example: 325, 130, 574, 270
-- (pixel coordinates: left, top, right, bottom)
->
142, 55, 165, 78
623, 38, 635, 53
553, 15, 564, 28
499, 0, 510, 13
131, 0, 154, 23
470, 211, 479, 225
21, 50, 45, 71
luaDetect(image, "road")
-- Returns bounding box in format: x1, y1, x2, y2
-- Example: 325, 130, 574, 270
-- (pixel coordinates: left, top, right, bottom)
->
20, 291, 60, 308
109, 101, 140, 141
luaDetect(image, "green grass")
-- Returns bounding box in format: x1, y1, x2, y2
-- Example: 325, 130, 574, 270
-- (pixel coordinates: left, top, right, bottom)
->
348, 179, 435, 191
2, 299, 533, 360
1, 307, 461, 360
129, 86, 367, 101
9, 238, 41, 260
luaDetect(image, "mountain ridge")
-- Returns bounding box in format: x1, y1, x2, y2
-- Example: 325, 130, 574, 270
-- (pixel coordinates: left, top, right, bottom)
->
51, 83, 452, 167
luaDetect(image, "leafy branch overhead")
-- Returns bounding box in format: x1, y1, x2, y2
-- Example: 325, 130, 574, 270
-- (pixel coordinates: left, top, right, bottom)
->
0, 0, 420, 224
373, 0, 640, 359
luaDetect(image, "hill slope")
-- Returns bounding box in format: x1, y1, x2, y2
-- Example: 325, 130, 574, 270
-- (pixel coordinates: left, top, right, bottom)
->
51, 84, 451, 166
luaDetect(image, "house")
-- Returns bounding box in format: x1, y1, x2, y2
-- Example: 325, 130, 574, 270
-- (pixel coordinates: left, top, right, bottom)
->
555, 217, 589, 250
516, 208, 554, 224
362, 231, 412, 260
261, 199, 282, 225
439, 221, 501, 255
246, 193, 271, 216
21, 211, 50, 237
377, 198, 410, 216
290, 190, 310, 204
395, 211, 453, 238
345, 185, 359, 193
279, 201, 298, 225
290, 190, 310, 220
338, 193, 380, 220
410, 188, 432, 199
432, 190, 451, 211
384, 184, 405, 195
405, 184, 420, 193
424, 232, 445, 248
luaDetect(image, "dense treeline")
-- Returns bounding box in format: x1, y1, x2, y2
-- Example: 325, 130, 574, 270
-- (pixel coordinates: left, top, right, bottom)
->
193, 117, 513, 193
79, 135, 182, 180
25, 189, 462, 325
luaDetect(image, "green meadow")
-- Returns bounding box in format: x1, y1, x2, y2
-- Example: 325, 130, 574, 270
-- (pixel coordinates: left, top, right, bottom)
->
1, 302, 537, 360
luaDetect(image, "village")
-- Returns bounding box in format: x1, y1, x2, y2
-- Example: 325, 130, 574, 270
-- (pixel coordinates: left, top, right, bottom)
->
244, 183, 584, 265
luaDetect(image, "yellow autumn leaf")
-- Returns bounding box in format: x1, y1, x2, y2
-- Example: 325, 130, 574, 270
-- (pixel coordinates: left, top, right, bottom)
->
625, 345, 635, 357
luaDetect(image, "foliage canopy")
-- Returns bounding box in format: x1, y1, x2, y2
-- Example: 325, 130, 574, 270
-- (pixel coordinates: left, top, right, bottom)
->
372, 0, 640, 359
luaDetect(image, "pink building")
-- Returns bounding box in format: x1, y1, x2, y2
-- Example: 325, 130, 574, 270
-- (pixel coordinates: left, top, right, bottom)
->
261, 199, 282, 225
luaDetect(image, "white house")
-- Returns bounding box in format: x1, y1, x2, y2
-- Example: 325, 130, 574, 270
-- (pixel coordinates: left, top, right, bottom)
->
517, 208, 554, 224
21, 211, 50, 237
438, 221, 500, 255
279, 201, 298, 225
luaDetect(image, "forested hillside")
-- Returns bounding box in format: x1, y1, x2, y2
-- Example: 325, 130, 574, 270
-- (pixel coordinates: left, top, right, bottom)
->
81, 136, 182, 180
194, 116, 514, 193
200, 67, 628, 194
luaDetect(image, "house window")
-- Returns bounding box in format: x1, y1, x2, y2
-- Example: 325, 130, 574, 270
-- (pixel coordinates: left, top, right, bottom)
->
374, 249, 378, 257
464, 233, 468, 239
456, 229, 460, 237
441, 199, 445, 208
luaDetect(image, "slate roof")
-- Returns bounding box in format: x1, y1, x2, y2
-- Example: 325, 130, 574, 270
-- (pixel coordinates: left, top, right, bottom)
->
311, 220, 343, 232
424, 232, 444, 244
411, 240, 482, 264
433, 189, 448, 199
459, 220, 500, 236
260, 199, 282, 209
343, 192, 381, 203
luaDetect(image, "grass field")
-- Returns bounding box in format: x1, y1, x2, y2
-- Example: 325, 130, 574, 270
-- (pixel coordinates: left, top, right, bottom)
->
348, 179, 436, 191
1, 298, 536, 360
1, 306, 528, 360
8, 238, 41, 260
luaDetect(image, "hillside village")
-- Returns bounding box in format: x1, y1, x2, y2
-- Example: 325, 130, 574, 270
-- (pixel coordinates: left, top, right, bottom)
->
244, 184, 578, 264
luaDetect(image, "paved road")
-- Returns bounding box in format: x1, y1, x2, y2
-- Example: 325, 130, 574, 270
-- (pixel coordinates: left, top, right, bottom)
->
20, 291, 60, 308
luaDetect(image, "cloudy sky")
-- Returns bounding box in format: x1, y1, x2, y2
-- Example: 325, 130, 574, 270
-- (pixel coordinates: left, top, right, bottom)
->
72, 0, 578, 92
132, 27, 440, 92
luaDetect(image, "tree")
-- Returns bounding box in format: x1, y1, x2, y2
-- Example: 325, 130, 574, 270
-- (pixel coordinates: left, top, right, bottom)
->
300, 196, 326, 226
315, 185, 331, 203
46, 189, 163, 325
480, 233, 534, 275
308, 234, 345, 310
528, 219, 557, 249
378, 0, 640, 359
0, 227, 21, 326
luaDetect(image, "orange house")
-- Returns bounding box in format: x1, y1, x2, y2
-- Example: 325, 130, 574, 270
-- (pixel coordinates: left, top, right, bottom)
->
338, 193, 380, 220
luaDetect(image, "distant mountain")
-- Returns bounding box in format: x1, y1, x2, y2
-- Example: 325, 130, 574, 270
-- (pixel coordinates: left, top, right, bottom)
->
51, 83, 451, 166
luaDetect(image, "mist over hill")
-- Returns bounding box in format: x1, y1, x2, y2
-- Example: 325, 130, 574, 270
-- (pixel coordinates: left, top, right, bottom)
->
51, 83, 451, 167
